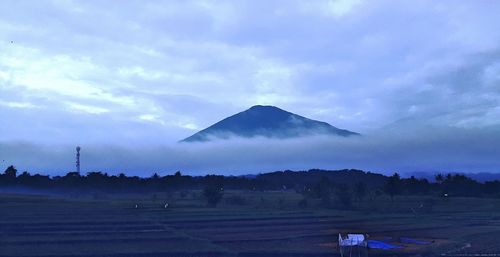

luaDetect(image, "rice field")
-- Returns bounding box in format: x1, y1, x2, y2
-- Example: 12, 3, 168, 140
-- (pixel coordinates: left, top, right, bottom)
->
1, 191, 500, 257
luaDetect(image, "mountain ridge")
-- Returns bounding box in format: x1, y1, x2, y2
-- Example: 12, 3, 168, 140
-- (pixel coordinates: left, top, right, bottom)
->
181, 105, 359, 142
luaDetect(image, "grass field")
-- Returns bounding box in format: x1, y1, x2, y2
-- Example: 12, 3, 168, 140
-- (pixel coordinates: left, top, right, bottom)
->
1, 190, 500, 257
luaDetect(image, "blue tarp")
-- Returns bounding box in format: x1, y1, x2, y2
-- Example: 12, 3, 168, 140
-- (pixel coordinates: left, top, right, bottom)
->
367, 240, 402, 249
400, 237, 431, 245
379, 237, 393, 242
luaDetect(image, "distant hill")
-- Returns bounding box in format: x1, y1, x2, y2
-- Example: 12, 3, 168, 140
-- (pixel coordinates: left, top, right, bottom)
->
181, 105, 359, 142
255, 169, 388, 189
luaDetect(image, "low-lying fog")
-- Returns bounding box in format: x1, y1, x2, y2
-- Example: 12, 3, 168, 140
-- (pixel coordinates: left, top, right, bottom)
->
1, 125, 499, 177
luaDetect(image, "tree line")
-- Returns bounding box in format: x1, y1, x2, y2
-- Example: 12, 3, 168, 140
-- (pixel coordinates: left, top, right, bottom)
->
2, 165, 500, 201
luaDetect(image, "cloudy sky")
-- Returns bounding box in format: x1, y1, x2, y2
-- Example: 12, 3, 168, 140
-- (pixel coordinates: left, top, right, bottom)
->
1, 0, 500, 175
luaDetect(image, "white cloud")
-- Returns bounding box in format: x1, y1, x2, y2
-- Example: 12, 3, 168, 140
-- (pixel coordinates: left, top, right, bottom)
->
67, 103, 110, 114
326, 0, 363, 17
0, 44, 135, 107
138, 114, 165, 126
0, 100, 38, 109
179, 122, 199, 130
117, 66, 164, 81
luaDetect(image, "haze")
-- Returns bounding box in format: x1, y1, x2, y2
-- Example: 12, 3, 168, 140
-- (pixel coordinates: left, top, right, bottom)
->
1, 1, 499, 175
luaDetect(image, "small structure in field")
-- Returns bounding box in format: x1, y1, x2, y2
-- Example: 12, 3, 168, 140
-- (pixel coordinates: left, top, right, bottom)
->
338, 233, 368, 257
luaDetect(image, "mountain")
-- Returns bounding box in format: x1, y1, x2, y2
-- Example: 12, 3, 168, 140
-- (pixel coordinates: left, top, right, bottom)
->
181, 105, 359, 142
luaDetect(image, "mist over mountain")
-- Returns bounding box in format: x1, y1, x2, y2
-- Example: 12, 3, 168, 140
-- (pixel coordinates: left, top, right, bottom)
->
181, 105, 359, 142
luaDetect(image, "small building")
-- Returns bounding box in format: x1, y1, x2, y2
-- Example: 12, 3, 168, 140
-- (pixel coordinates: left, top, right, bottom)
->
338, 233, 368, 257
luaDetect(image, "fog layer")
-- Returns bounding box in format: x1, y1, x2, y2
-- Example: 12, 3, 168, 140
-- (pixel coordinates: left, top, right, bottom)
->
1, 125, 499, 176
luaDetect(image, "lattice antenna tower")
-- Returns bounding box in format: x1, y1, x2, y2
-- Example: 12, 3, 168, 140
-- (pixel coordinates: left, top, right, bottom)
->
76, 146, 81, 173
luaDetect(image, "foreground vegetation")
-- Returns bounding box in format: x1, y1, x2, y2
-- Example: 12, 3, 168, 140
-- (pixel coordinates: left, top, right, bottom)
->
2, 166, 500, 256
2, 188, 500, 256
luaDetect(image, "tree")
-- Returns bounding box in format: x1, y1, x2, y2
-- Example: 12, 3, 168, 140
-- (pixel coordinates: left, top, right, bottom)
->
354, 182, 367, 202
203, 184, 224, 207
435, 173, 444, 184
384, 172, 401, 201
334, 184, 352, 207
313, 177, 332, 206
441, 173, 480, 197
4, 165, 17, 178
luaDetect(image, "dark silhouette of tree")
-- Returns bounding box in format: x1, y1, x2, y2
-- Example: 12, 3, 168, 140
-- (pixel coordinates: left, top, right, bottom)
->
402, 176, 430, 195
435, 173, 444, 184
334, 184, 352, 207
441, 173, 481, 197
203, 184, 224, 207
313, 177, 332, 206
2, 167, 500, 200
483, 180, 500, 197
56, 171, 83, 190
354, 182, 367, 202
4, 165, 17, 178
85, 171, 108, 189
149, 172, 161, 190
384, 172, 401, 201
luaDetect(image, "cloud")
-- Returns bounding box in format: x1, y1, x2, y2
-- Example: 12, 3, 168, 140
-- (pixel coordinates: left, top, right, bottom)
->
324, 0, 364, 17
0, 100, 38, 109
2, 126, 500, 176
0, 1, 499, 174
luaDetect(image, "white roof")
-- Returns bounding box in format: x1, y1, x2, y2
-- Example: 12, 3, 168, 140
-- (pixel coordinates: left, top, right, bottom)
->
347, 234, 365, 242
339, 233, 366, 246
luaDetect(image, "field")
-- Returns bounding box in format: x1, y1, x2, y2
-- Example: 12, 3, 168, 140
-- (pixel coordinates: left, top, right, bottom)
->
1, 190, 500, 257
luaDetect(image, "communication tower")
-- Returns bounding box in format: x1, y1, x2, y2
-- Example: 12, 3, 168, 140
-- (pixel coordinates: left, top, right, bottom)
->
76, 146, 81, 173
